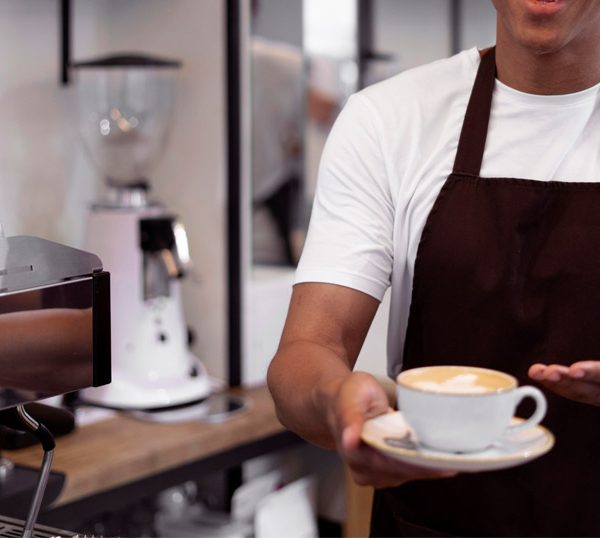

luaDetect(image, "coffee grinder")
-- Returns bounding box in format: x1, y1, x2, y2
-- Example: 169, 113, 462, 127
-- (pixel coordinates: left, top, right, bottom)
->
74, 55, 211, 416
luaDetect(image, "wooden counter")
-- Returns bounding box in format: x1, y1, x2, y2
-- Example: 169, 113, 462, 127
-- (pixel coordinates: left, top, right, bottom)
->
8, 385, 292, 507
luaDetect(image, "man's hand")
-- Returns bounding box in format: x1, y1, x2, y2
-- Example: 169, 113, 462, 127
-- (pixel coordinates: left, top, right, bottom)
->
322, 371, 457, 488
270, 284, 456, 487
529, 361, 600, 406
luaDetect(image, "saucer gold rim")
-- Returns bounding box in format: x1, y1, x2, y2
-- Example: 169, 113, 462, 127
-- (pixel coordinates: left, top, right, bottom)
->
361, 412, 555, 464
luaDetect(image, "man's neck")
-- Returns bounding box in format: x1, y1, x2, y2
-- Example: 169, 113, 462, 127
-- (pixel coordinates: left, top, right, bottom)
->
495, 31, 600, 95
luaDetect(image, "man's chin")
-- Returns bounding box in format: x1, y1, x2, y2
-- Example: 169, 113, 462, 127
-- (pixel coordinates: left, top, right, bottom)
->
514, 28, 573, 54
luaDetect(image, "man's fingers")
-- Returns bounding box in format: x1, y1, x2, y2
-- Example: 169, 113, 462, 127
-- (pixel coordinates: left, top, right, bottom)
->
341, 422, 363, 453
568, 361, 600, 382
333, 374, 390, 451
335, 399, 366, 446
346, 447, 457, 487
329, 373, 459, 489
537, 376, 600, 405
529, 362, 568, 381
544, 364, 569, 381
528, 363, 546, 380
529, 363, 569, 382
347, 442, 456, 479
529, 361, 600, 406
530, 361, 600, 383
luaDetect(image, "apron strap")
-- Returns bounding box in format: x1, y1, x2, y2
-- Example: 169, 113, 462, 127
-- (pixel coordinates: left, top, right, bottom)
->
452, 47, 496, 176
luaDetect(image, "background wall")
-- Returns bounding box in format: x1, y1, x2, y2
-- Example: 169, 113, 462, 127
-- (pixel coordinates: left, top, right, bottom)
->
0, 0, 227, 381
253, 0, 303, 48
461, 0, 497, 51
373, 0, 496, 71
373, 0, 452, 71
0, 1, 96, 246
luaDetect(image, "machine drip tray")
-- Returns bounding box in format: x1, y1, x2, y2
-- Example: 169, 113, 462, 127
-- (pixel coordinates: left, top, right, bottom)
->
0, 465, 65, 520
0, 515, 75, 538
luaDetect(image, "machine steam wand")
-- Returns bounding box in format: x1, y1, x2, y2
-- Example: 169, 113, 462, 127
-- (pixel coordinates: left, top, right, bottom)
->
0, 405, 56, 538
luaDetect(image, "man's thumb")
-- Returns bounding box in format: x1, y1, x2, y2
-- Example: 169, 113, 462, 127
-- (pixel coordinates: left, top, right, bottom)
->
340, 415, 364, 452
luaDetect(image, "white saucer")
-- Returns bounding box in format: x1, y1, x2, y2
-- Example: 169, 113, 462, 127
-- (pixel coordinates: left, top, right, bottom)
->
361, 411, 554, 472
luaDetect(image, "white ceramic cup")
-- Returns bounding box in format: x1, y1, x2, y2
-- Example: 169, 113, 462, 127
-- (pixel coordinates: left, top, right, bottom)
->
396, 365, 547, 453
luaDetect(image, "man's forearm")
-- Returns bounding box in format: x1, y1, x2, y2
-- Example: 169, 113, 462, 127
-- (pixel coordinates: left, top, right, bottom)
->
267, 340, 352, 449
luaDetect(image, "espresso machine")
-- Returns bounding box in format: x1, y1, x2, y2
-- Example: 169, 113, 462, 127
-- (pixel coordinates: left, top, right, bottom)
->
73, 55, 211, 416
0, 230, 111, 536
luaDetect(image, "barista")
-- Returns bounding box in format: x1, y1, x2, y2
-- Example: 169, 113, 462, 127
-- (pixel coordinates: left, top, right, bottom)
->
268, 0, 600, 536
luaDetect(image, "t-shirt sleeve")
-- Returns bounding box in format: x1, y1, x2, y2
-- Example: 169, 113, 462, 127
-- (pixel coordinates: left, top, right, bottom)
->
295, 93, 394, 301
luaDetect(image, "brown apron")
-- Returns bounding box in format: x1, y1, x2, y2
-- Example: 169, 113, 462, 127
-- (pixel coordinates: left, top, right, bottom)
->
370, 47, 600, 537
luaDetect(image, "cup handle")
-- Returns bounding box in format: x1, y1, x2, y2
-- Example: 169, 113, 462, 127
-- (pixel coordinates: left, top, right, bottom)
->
506, 386, 547, 434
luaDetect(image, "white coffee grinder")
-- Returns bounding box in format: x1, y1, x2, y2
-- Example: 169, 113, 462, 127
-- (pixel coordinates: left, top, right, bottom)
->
74, 55, 211, 417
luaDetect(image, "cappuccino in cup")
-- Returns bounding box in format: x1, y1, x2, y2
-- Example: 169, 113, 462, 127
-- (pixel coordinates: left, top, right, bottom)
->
396, 366, 547, 453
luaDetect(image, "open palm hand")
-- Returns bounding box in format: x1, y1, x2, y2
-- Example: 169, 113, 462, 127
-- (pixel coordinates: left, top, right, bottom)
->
529, 361, 600, 407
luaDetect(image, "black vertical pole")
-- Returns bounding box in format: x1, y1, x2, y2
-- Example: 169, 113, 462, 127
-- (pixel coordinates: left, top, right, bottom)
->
357, 0, 374, 90
225, 0, 244, 508
60, 0, 72, 85
450, 0, 462, 56
227, 0, 242, 388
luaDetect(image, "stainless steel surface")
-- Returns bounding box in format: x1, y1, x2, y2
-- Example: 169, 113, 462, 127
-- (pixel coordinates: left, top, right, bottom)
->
0, 458, 14, 483
20, 405, 53, 538
143, 252, 171, 300
0, 515, 75, 538
172, 220, 191, 274
0, 236, 102, 295
0, 236, 109, 535
16, 405, 39, 432
103, 185, 149, 209
0, 278, 95, 411
142, 218, 191, 300
23, 451, 53, 538
202, 393, 250, 423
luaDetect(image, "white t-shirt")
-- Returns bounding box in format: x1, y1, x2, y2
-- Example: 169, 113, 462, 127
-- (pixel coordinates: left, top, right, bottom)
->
295, 47, 600, 378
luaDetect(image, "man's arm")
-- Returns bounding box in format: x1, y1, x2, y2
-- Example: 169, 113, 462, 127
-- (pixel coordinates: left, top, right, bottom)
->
268, 282, 380, 448
268, 282, 457, 487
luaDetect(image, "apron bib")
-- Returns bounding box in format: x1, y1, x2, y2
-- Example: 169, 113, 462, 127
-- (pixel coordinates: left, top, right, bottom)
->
371, 48, 600, 537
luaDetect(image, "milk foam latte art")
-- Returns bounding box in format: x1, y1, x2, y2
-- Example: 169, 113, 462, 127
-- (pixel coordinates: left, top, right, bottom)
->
396, 366, 547, 452
400, 366, 515, 395
411, 373, 489, 394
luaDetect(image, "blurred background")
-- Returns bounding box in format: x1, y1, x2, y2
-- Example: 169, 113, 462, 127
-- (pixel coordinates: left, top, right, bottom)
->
0, 1, 496, 536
